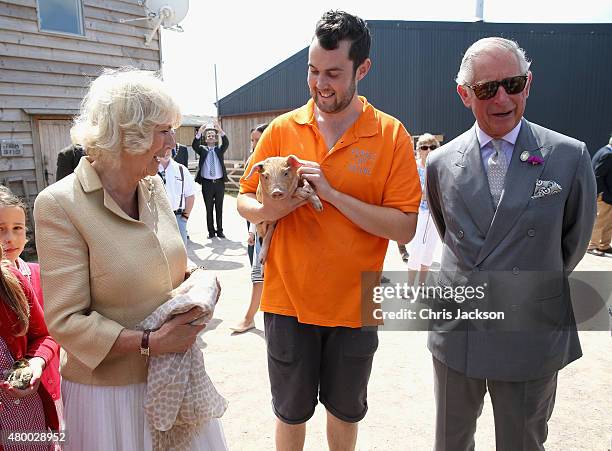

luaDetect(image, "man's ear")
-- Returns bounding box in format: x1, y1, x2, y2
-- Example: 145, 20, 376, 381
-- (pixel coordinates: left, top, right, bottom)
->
524, 71, 533, 99
457, 84, 472, 108
355, 58, 372, 82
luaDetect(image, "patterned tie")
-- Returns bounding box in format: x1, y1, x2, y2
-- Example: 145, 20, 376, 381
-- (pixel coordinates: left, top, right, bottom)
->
208, 147, 215, 178
488, 139, 507, 206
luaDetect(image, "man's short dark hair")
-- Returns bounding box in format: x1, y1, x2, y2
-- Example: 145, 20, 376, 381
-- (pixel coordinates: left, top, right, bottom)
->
251, 123, 268, 134
315, 10, 371, 72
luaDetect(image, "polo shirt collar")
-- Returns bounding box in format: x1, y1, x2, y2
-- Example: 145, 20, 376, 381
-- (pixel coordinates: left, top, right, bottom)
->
292, 96, 378, 138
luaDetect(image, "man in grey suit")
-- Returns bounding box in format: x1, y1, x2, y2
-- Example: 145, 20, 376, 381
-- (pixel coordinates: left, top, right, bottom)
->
426, 37, 596, 450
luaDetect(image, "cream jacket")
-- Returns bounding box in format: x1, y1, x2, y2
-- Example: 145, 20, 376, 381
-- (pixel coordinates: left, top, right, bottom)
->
34, 157, 187, 386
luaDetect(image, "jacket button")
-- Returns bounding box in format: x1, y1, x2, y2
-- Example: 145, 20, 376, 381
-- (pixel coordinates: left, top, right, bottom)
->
527, 229, 536, 237
458, 230, 464, 239
512, 267, 520, 275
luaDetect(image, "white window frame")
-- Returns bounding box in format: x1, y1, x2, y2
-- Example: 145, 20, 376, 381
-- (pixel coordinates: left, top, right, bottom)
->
37, 0, 85, 37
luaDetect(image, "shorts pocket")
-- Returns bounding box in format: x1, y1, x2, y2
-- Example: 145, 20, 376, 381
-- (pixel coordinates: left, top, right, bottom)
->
265, 313, 297, 364
342, 328, 379, 359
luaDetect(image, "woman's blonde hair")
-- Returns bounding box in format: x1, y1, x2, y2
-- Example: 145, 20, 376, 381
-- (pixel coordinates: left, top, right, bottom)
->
416, 133, 440, 149
71, 68, 182, 161
0, 245, 29, 336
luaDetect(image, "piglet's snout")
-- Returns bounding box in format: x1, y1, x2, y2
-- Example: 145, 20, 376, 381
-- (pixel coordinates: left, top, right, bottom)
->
270, 188, 286, 199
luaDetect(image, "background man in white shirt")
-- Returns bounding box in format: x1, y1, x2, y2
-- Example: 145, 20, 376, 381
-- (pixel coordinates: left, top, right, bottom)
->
158, 147, 197, 245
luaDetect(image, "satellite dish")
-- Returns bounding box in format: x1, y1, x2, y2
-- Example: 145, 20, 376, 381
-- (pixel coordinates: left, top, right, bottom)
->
145, 0, 189, 28
119, 0, 189, 45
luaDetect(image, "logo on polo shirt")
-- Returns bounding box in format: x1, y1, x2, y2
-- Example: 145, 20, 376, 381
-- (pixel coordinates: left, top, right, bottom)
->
347, 148, 376, 176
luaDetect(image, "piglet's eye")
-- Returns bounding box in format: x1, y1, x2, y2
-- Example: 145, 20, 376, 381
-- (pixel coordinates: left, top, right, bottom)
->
262, 173, 269, 179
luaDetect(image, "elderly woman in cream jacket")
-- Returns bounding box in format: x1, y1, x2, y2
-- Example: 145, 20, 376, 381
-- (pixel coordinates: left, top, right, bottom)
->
34, 69, 227, 451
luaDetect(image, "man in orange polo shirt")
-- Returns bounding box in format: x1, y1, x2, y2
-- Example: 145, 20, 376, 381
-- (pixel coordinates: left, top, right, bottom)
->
238, 11, 420, 451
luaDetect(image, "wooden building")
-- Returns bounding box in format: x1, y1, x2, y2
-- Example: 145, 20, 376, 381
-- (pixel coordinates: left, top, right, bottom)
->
175, 113, 213, 167
219, 111, 284, 162
0, 0, 162, 211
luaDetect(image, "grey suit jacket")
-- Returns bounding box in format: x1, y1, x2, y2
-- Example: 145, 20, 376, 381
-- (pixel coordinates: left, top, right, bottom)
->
426, 118, 597, 381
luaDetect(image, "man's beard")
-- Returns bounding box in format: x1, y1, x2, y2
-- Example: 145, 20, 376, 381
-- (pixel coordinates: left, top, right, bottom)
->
313, 76, 356, 114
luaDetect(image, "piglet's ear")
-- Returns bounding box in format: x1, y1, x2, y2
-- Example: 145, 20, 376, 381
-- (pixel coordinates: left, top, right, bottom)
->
286, 155, 304, 168
245, 162, 265, 179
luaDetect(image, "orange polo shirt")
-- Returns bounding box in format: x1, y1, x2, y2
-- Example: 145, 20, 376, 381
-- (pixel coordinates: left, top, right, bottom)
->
240, 97, 421, 327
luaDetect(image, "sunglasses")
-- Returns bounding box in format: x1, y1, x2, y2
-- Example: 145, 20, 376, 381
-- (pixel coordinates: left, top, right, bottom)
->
467, 75, 528, 100
418, 145, 437, 151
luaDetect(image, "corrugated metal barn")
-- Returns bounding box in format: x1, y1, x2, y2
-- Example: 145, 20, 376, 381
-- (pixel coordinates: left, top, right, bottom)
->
218, 20, 612, 161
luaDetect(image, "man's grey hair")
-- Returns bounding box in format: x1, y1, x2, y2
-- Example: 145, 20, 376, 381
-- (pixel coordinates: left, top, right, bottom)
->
455, 37, 531, 86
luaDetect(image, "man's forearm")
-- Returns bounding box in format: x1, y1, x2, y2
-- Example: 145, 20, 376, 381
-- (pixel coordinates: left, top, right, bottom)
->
327, 190, 417, 243
237, 193, 265, 224
184, 196, 195, 216
237, 192, 306, 224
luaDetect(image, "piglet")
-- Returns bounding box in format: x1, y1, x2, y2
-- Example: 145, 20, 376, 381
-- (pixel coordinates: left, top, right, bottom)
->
245, 155, 323, 273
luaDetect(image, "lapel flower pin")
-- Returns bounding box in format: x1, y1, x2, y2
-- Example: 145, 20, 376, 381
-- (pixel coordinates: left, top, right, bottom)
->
526, 155, 544, 165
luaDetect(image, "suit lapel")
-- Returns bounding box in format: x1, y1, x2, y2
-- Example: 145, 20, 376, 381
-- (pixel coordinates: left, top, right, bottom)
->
475, 119, 550, 265
452, 127, 495, 237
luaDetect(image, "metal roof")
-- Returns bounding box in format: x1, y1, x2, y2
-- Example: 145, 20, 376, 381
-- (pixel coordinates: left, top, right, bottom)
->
218, 20, 612, 152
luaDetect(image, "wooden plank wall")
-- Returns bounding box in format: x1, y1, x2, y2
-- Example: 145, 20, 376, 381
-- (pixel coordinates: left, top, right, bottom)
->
220, 112, 286, 162
0, 0, 162, 204
176, 125, 198, 148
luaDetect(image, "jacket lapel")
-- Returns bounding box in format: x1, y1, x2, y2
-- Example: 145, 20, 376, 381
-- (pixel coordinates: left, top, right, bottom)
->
452, 127, 495, 237
475, 119, 550, 265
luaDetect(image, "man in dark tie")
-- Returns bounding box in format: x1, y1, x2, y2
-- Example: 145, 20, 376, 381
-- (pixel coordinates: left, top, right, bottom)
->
426, 37, 596, 450
192, 120, 229, 238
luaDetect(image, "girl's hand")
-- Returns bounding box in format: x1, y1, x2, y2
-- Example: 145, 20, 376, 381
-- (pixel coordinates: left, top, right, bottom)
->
0, 357, 44, 399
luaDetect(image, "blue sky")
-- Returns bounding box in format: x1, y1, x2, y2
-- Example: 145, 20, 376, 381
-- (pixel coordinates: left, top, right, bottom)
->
160, 0, 612, 116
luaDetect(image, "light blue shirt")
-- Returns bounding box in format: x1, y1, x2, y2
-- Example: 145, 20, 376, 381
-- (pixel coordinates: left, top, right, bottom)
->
417, 163, 428, 211
200, 146, 224, 180
476, 121, 522, 176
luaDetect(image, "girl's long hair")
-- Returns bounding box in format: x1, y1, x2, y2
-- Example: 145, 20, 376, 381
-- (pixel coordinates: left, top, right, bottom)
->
0, 244, 29, 335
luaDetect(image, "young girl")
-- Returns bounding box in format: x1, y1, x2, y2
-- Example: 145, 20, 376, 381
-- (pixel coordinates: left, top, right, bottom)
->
0, 186, 42, 300
0, 186, 62, 431
0, 243, 60, 445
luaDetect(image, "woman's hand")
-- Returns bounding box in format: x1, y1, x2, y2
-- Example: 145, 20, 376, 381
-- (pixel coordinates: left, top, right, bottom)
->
149, 307, 207, 356
0, 357, 45, 399
247, 232, 255, 246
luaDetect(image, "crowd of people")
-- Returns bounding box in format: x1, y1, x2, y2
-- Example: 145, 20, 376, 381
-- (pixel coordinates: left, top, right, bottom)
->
0, 8, 607, 451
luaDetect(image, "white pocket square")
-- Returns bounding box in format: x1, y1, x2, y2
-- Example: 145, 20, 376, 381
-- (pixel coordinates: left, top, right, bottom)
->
532, 179, 562, 199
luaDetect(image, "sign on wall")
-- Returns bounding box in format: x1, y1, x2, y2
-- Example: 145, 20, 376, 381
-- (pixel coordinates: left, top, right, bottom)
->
1, 140, 24, 157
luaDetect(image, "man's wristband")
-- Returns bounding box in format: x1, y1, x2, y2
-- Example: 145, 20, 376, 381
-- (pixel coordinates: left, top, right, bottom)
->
181, 212, 190, 219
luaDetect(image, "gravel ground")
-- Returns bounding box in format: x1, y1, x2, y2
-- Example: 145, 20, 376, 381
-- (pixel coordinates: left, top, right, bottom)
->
186, 194, 611, 451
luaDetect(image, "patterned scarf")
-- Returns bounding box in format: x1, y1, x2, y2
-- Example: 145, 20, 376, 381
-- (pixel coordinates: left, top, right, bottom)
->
137, 270, 227, 451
